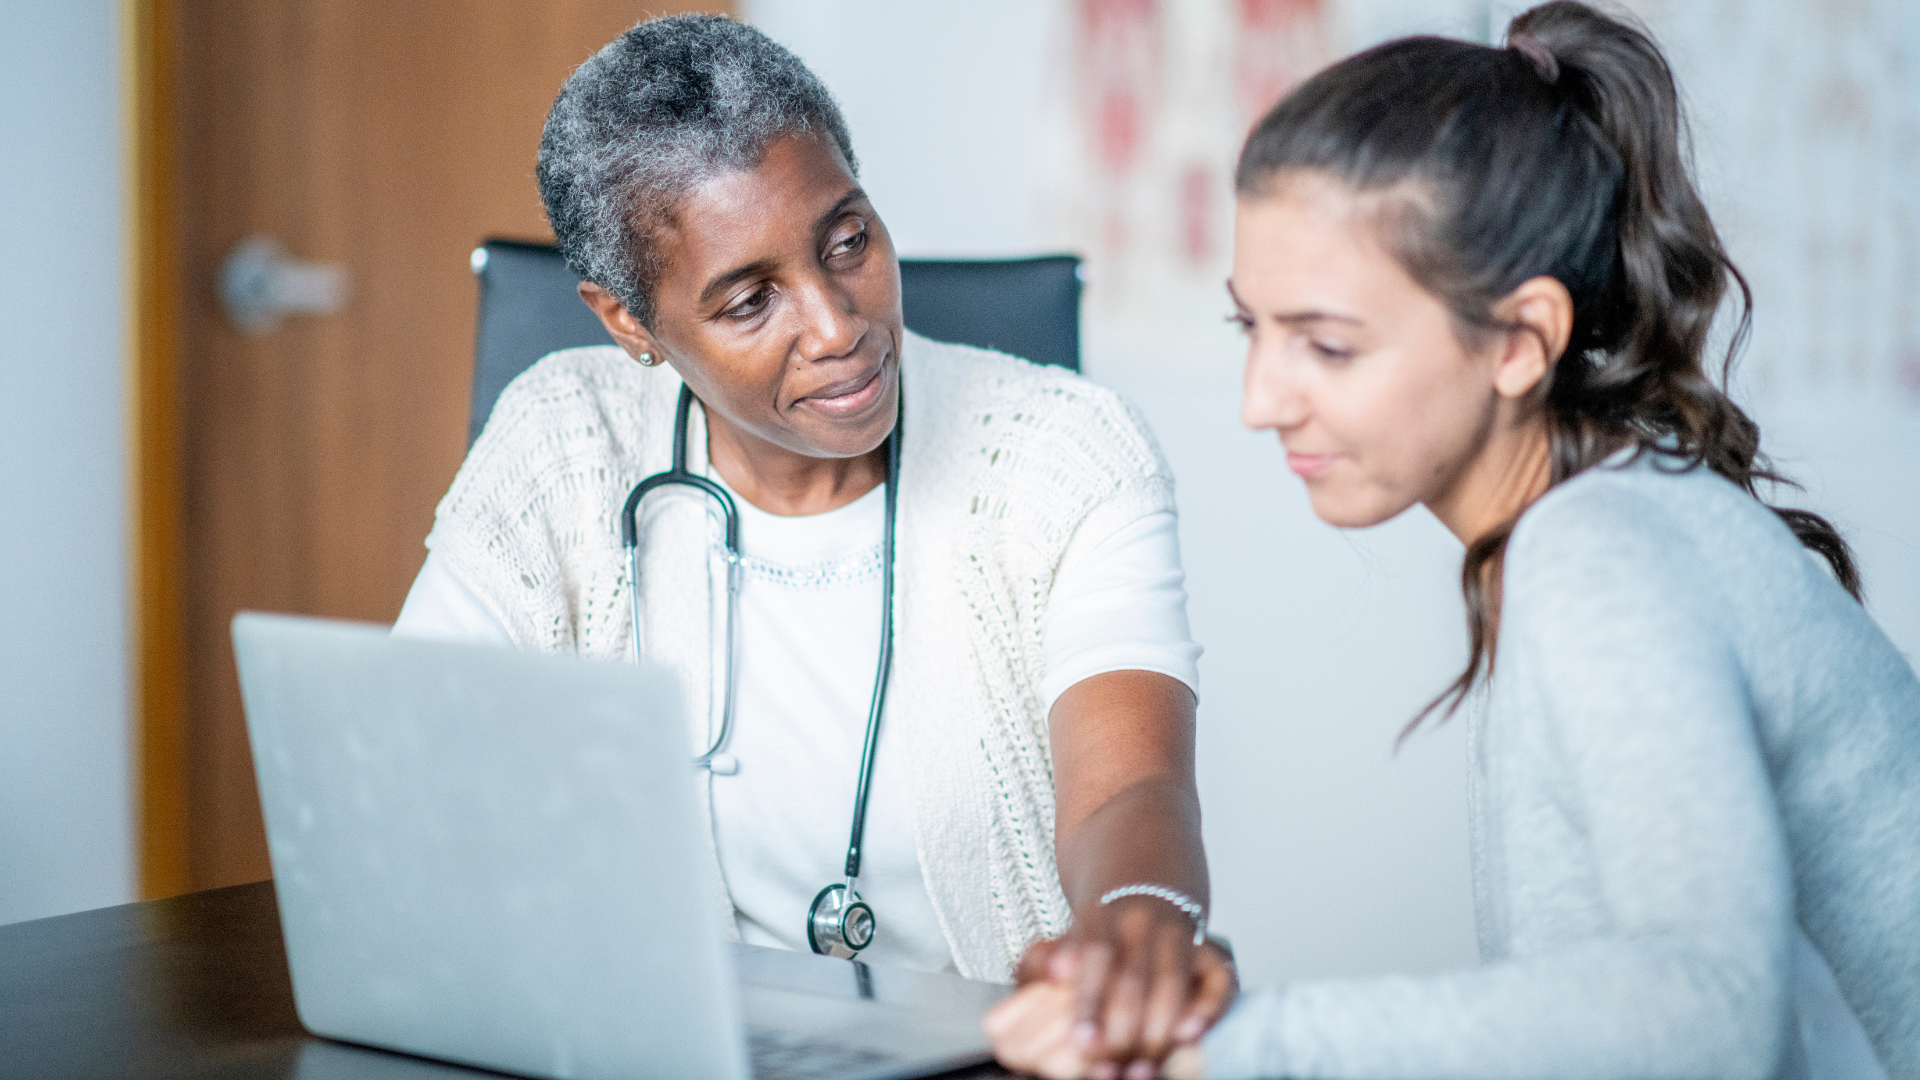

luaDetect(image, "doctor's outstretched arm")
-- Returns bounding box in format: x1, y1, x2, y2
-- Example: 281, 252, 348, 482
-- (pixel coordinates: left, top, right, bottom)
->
1022, 668, 1235, 1080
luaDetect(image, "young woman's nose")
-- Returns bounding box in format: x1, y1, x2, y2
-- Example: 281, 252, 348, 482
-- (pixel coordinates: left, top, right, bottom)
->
1240, 345, 1310, 433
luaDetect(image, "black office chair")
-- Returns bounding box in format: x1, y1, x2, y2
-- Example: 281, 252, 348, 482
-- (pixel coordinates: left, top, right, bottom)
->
468, 238, 1083, 446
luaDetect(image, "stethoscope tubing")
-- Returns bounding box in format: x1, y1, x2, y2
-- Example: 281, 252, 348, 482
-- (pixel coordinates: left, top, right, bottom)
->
841, 416, 899, 882
622, 388, 744, 766
619, 382, 899, 887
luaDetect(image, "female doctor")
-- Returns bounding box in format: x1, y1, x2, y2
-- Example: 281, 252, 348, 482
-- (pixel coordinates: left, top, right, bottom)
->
394, 12, 1235, 1063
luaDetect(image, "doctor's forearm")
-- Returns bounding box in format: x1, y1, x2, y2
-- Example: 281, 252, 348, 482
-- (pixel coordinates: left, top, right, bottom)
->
1035, 670, 1226, 1074
1058, 774, 1208, 915
1049, 670, 1208, 918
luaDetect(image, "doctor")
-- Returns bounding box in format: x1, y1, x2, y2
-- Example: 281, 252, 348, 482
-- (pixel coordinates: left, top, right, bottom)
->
395, 12, 1235, 1069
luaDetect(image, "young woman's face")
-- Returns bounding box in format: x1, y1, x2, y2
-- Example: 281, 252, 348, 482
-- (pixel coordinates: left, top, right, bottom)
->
1231, 172, 1504, 529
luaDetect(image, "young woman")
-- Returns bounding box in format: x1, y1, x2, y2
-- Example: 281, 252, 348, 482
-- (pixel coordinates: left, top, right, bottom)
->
988, 3, 1919, 1078
395, 11, 1233, 1049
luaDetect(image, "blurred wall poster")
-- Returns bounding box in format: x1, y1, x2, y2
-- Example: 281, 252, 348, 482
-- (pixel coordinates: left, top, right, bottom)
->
1032, 0, 1330, 373
1038, 0, 1920, 397
1617, 0, 1920, 400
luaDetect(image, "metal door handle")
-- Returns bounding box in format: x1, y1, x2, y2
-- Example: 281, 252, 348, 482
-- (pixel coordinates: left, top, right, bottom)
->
220, 236, 350, 334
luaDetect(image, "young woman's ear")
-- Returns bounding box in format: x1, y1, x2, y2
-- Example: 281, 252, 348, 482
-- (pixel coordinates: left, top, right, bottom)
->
578, 281, 665, 365
1489, 276, 1575, 400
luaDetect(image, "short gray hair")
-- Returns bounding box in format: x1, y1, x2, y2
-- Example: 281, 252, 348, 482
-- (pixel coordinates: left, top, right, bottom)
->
536, 15, 858, 327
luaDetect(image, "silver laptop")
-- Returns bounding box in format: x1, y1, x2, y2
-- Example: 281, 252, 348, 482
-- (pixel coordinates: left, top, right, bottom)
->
232, 612, 1004, 1080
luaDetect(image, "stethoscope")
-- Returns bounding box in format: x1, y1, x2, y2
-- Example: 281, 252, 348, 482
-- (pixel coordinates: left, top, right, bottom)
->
620, 384, 898, 960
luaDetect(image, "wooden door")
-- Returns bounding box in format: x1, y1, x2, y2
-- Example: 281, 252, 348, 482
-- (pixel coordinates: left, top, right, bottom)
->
162, 0, 730, 894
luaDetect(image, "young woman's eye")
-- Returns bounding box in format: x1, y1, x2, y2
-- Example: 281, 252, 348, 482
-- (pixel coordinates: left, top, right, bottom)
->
1310, 340, 1355, 362
724, 285, 772, 320
1226, 312, 1255, 335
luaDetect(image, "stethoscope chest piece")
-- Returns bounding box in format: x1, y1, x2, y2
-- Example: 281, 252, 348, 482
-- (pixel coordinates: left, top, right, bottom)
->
625, 385, 899, 964
807, 883, 876, 959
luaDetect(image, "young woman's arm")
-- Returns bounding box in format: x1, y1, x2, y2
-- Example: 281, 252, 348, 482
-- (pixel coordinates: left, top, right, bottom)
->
997, 487, 1802, 1080
1201, 487, 1798, 1080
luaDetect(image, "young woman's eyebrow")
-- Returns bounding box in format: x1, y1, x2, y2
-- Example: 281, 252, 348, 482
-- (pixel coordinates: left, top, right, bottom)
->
1269, 310, 1363, 326
1225, 280, 1361, 326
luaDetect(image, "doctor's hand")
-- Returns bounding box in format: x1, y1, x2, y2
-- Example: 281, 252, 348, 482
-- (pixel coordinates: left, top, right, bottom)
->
1006, 899, 1235, 1079
986, 978, 1211, 1080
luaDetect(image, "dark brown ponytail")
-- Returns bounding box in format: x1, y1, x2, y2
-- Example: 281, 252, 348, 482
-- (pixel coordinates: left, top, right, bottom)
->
1236, 1, 1860, 728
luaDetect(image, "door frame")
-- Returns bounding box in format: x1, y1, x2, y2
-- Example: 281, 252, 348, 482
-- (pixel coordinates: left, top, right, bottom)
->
125, 0, 190, 900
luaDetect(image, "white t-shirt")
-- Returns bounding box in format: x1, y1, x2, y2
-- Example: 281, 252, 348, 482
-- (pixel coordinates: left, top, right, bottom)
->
395, 473, 1200, 973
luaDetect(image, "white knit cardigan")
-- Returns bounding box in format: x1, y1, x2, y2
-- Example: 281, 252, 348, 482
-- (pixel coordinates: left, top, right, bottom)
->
425, 331, 1175, 980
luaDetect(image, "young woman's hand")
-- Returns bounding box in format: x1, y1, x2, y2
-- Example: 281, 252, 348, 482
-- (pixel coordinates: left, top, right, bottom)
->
1006, 911, 1235, 1079
986, 981, 1090, 1080
987, 973, 1216, 1080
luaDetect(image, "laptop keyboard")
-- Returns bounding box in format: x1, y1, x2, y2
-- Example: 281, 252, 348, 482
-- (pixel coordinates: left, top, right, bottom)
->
749, 1029, 898, 1080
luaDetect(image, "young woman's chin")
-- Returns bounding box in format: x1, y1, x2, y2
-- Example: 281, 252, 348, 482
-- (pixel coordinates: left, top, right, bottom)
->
1302, 483, 1409, 530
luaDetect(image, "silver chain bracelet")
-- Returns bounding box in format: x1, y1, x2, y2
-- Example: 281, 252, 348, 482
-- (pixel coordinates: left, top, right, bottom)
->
1098, 884, 1207, 945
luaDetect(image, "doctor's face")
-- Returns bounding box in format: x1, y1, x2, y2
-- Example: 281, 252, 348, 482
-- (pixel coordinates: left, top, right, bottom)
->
614, 133, 905, 463
1231, 171, 1504, 529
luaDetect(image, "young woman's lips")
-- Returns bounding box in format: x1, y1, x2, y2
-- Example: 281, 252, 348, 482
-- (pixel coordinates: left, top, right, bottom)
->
1286, 452, 1337, 478
800, 364, 886, 418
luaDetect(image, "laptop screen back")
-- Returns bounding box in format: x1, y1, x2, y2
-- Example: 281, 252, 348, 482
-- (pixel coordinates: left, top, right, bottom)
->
232, 612, 748, 1080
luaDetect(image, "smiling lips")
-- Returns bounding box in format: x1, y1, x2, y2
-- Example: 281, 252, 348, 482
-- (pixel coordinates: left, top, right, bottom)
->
1286, 451, 1337, 478
799, 361, 888, 419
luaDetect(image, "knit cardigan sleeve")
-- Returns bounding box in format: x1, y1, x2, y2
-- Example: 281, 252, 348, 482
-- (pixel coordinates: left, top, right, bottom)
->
896, 338, 1179, 978
424, 347, 671, 657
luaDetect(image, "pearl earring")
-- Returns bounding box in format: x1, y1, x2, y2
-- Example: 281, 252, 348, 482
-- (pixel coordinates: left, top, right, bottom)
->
638, 351, 661, 367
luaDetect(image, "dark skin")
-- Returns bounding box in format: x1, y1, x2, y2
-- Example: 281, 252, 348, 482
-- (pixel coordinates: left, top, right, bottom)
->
1025, 674, 1238, 1080
578, 133, 1234, 1077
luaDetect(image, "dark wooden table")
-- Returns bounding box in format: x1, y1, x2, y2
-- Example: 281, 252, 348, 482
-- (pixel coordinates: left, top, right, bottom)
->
0, 882, 1012, 1080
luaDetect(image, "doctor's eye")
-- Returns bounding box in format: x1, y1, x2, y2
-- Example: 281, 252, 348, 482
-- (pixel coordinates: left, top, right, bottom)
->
724, 284, 773, 320
1226, 312, 1255, 335
827, 222, 869, 260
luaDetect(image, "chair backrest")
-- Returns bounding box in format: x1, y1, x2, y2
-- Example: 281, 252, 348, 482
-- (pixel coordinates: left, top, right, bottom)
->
468, 239, 1082, 446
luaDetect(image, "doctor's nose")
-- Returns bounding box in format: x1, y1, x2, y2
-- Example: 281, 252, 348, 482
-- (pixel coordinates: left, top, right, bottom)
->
794, 278, 865, 364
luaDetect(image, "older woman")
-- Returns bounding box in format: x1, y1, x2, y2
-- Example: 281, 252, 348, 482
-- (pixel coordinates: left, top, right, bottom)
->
394, 12, 1233, 1068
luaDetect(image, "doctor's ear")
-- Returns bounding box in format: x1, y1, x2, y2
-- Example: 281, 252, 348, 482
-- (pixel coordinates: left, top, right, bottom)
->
1487, 275, 1574, 400
578, 281, 665, 367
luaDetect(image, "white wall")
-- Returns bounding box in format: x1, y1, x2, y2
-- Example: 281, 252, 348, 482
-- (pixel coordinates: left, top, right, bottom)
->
742, 0, 1051, 258
0, 0, 133, 925
745, 0, 1920, 988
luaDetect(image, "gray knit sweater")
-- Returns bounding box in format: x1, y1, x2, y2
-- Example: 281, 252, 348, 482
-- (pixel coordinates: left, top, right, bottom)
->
1205, 451, 1920, 1079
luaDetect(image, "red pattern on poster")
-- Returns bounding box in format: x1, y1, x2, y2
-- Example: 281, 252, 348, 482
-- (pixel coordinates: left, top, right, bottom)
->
1235, 0, 1324, 128
1178, 162, 1215, 267
1076, 0, 1161, 180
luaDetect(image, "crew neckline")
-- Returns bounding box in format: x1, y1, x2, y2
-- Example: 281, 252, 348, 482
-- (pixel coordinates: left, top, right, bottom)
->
708, 469, 885, 561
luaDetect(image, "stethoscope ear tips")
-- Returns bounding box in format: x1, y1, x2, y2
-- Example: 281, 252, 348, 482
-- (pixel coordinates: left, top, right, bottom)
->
807, 883, 876, 959
699, 752, 739, 775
